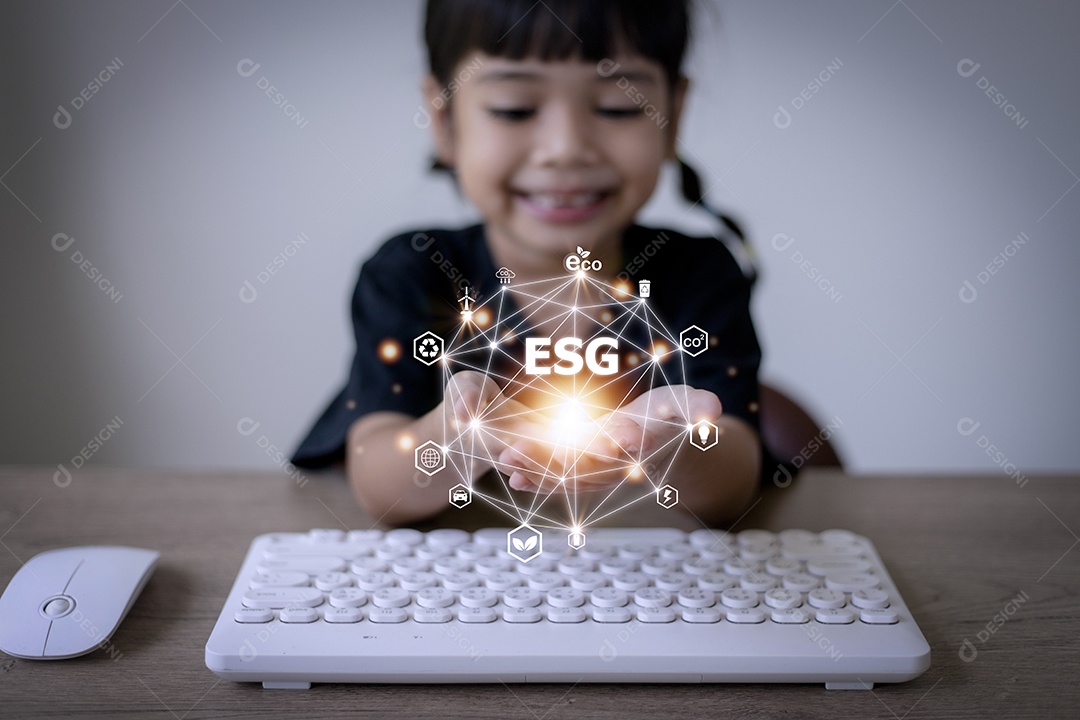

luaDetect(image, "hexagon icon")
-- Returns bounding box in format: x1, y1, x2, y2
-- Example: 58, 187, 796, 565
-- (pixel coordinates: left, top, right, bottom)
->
679, 325, 708, 357
657, 484, 679, 509
414, 440, 446, 476
413, 331, 444, 366
689, 420, 719, 451
507, 524, 543, 562
568, 531, 586, 550
448, 483, 471, 508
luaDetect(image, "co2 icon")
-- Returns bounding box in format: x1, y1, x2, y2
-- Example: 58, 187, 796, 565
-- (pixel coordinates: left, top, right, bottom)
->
679, 325, 708, 357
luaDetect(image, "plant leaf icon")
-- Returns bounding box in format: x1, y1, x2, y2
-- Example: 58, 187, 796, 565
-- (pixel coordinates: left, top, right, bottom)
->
523, 536, 537, 551
577, 246, 590, 258
513, 538, 525, 551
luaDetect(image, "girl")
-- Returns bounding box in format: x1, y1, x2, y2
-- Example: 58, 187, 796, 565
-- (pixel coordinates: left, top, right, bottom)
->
293, 0, 763, 527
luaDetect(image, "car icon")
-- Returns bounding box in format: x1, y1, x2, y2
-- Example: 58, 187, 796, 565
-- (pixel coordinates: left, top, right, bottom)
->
452, 489, 469, 503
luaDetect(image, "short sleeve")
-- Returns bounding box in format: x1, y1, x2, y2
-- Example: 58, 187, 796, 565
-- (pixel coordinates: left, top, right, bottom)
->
291, 232, 449, 468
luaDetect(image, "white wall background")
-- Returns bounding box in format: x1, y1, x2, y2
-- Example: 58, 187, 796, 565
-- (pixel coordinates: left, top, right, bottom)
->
2, 0, 1077, 476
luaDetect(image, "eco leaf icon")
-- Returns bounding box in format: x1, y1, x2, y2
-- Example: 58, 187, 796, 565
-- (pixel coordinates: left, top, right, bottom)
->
512, 538, 525, 551
576, 246, 590, 258
523, 536, 537, 550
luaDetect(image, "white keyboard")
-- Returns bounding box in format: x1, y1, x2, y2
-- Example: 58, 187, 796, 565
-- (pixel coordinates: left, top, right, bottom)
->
205, 527, 930, 689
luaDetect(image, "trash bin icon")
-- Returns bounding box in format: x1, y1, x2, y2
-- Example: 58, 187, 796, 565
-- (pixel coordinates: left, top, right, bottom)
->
639, 280, 651, 298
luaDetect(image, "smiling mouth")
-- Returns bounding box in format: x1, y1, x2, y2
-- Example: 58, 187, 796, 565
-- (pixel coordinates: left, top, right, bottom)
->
514, 190, 612, 210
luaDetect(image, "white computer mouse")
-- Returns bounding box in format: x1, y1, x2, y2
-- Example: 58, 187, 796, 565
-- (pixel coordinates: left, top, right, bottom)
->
0, 546, 159, 659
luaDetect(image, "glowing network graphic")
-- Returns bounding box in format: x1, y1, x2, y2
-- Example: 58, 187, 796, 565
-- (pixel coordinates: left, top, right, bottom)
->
414, 265, 718, 556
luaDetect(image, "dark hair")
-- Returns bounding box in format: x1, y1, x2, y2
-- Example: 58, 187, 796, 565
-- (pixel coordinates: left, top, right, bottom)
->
422, 0, 753, 275
425, 0, 689, 89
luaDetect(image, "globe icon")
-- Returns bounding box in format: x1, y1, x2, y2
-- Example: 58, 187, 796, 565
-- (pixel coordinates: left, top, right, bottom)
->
420, 447, 441, 469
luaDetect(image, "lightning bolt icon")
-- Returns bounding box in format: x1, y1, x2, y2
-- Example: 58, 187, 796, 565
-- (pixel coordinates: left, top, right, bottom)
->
663, 488, 672, 502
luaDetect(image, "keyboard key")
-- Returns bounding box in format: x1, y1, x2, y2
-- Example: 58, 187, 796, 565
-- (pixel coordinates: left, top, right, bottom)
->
807, 588, 846, 609
368, 607, 408, 623
355, 572, 395, 591
280, 605, 319, 623
426, 528, 471, 547
243, 588, 323, 609
688, 529, 734, 549
677, 588, 716, 608
720, 588, 759, 609
514, 558, 555, 576
314, 572, 352, 591
654, 572, 691, 592
372, 588, 411, 608
778, 529, 816, 545
569, 572, 608, 591
415, 543, 453, 561
526, 572, 565, 591
617, 543, 652, 560
474, 556, 513, 576
782, 573, 820, 592
589, 587, 629, 608
612, 572, 650, 591
416, 587, 455, 608
699, 545, 736, 562
257, 556, 345, 574
599, 557, 637, 575
548, 606, 587, 623
737, 530, 777, 547
442, 572, 480, 591
637, 606, 676, 623
234, 608, 273, 623
329, 588, 368, 608
815, 607, 855, 624
399, 572, 438, 591
547, 587, 586, 608
807, 558, 872, 576
391, 557, 431, 575
455, 543, 492, 560
414, 607, 452, 623
250, 571, 310, 589
309, 528, 344, 541
722, 558, 763, 577
503, 587, 542, 608
346, 530, 383, 543
820, 529, 858, 544
640, 557, 679, 576
633, 587, 672, 607
459, 587, 498, 608
473, 528, 507, 547
484, 571, 521, 591
324, 606, 363, 624
770, 607, 810, 624
375, 543, 411, 561
658, 542, 695, 560
504, 606, 542, 623
696, 572, 737, 592
765, 557, 802, 576
350, 557, 388, 573
458, 606, 497, 623
739, 542, 778, 562
824, 573, 880, 592
682, 558, 721, 576
739, 575, 778, 593
557, 557, 594, 575
385, 528, 424, 546
859, 608, 899, 624
681, 606, 722, 623
432, 557, 471, 575
763, 588, 802, 610
577, 544, 615, 560
725, 607, 766, 624
592, 606, 632, 623
851, 588, 891, 609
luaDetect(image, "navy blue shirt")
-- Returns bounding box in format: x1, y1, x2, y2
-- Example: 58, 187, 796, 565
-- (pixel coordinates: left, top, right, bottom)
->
292, 223, 762, 469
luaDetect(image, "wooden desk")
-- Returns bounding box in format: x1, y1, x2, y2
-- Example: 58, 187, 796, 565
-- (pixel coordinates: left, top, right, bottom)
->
0, 467, 1076, 718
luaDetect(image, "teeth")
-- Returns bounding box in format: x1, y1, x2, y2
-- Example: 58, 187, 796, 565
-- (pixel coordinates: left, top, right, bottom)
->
528, 192, 602, 209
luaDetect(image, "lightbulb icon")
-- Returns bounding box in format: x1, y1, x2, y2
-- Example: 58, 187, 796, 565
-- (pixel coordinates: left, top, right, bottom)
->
690, 420, 719, 451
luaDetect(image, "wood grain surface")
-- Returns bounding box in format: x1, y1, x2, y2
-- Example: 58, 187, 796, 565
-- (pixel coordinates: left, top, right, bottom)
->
0, 466, 1076, 719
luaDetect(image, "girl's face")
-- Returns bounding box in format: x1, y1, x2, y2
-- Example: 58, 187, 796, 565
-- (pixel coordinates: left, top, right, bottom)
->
425, 52, 686, 276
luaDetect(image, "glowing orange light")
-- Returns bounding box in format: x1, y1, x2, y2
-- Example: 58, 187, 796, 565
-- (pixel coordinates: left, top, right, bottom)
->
377, 338, 402, 363
599, 309, 614, 324
474, 307, 493, 327
396, 433, 415, 451
649, 339, 672, 363
613, 280, 631, 298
